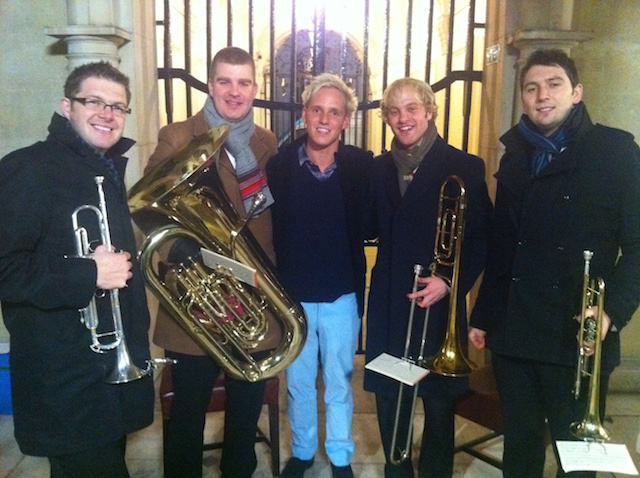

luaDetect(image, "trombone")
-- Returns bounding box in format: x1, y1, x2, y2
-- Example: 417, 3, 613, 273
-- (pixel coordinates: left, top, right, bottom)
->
389, 175, 475, 464
570, 250, 610, 442
423, 175, 477, 377
72, 176, 167, 384
389, 264, 430, 464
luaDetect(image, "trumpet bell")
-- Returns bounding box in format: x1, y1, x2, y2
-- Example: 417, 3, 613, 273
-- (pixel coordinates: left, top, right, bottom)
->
106, 340, 150, 384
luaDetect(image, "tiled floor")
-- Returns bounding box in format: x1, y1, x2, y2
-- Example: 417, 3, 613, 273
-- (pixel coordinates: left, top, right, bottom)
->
1, 355, 638, 477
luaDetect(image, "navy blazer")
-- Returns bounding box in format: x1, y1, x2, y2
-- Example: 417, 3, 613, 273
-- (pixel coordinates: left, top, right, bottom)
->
266, 135, 373, 317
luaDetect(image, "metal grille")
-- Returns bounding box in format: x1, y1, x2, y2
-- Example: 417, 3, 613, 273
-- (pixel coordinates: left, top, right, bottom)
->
155, 0, 485, 155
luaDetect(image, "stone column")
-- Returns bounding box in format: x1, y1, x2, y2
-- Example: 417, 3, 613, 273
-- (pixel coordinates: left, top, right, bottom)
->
44, 0, 130, 70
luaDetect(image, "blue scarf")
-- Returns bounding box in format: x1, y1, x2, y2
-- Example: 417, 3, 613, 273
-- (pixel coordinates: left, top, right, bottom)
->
517, 102, 585, 176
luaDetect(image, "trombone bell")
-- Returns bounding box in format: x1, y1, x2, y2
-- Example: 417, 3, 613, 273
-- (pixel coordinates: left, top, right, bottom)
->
423, 175, 477, 377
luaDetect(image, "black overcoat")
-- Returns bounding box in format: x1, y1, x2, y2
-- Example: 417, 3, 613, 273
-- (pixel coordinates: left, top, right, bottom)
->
470, 110, 640, 373
266, 135, 373, 317
0, 113, 154, 456
364, 136, 492, 397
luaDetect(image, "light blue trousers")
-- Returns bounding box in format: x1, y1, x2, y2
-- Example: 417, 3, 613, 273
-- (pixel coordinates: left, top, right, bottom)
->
286, 292, 360, 466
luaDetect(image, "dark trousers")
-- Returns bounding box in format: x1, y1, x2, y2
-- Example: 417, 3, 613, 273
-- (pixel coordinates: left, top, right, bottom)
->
49, 436, 128, 478
376, 392, 456, 478
492, 353, 610, 478
163, 351, 267, 478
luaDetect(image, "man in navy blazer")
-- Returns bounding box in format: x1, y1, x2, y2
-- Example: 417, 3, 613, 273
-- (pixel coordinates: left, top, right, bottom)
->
267, 73, 372, 478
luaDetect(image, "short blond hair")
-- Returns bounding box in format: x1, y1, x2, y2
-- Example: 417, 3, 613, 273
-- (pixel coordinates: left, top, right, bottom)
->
380, 77, 438, 123
301, 73, 358, 116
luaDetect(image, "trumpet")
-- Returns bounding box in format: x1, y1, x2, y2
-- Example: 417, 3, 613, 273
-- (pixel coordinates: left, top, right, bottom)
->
389, 175, 474, 464
570, 250, 610, 441
72, 176, 159, 384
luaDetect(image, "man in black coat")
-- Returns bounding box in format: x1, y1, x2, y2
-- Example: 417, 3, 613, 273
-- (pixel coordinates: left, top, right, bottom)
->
0, 62, 154, 477
469, 49, 640, 477
364, 77, 492, 478
267, 73, 372, 478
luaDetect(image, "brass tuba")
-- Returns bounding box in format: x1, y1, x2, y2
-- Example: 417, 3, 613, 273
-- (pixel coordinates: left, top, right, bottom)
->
128, 125, 307, 382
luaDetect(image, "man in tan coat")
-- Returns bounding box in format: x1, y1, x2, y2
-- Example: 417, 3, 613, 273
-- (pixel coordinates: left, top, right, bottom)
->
145, 47, 278, 478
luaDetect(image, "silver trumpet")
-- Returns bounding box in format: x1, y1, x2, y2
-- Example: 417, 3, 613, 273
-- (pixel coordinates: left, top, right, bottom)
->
72, 176, 168, 384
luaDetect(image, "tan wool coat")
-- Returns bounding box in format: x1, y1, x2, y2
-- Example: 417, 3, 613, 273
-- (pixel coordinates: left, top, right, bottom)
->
145, 109, 278, 356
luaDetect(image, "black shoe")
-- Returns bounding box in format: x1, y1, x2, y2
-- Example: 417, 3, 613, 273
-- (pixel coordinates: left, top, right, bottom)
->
281, 457, 314, 478
331, 463, 354, 478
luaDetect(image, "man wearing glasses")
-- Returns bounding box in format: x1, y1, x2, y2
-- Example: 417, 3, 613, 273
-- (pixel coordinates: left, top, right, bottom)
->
0, 62, 154, 477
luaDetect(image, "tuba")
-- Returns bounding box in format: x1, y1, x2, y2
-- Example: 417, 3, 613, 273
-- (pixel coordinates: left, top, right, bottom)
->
570, 250, 610, 441
128, 125, 307, 382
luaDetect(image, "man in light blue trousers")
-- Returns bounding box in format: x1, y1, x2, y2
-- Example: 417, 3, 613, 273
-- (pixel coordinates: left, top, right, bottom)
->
266, 73, 373, 478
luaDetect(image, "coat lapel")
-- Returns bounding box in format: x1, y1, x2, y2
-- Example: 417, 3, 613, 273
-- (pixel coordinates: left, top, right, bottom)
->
398, 137, 450, 211
378, 153, 402, 210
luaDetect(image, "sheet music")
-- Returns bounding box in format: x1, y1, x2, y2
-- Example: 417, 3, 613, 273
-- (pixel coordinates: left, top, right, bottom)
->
200, 248, 257, 287
557, 440, 639, 475
365, 352, 430, 386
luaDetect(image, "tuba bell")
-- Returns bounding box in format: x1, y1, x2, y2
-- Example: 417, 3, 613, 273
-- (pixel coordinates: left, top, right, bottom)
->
128, 125, 307, 382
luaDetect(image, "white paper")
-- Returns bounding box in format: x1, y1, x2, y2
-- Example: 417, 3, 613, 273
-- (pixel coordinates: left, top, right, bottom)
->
365, 352, 430, 386
200, 248, 257, 287
557, 440, 639, 475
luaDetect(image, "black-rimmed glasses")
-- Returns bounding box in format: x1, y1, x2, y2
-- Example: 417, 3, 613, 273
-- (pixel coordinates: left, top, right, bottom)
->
68, 97, 131, 117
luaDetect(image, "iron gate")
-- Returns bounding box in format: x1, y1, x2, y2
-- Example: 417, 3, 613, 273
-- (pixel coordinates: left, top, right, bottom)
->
155, 0, 485, 155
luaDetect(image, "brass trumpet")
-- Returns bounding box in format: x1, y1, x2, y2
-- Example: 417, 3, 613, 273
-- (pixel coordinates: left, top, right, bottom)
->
570, 250, 610, 441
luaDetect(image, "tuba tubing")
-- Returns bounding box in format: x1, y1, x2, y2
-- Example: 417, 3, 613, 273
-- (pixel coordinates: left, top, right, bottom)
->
128, 125, 307, 382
